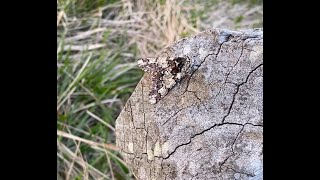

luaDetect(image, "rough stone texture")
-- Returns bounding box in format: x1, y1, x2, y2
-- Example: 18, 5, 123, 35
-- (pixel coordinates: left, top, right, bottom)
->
115, 28, 263, 180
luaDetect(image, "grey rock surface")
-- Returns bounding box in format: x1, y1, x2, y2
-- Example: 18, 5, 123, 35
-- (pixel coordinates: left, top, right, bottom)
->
115, 28, 263, 180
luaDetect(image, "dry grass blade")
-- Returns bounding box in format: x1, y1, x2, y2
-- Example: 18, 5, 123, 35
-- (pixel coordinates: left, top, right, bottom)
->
57, 11, 65, 26
62, 44, 106, 51
72, 98, 120, 113
92, 146, 128, 168
65, 127, 86, 180
57, 130, 118, 151
86, 110, 115, 132
57, 53, 92, 109
64, 28, 107, 42
66, 140, 81, 180
57, 121, 106, 142
57, 141, 109, 179
104, 149, 115, 180
57, 87, 76, 110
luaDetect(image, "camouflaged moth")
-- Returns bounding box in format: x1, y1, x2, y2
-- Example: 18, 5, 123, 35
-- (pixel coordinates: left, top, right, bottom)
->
138, 56, 190, 104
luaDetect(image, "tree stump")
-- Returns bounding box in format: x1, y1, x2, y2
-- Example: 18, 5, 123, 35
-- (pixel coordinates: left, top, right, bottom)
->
115, 28, 263, 180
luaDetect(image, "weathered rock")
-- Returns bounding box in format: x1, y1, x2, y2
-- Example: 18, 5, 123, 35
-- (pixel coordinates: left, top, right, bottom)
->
115, 28, 263, 180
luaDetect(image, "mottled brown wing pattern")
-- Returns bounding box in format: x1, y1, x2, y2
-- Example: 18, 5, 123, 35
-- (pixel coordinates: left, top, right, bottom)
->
137, 56, 189, 104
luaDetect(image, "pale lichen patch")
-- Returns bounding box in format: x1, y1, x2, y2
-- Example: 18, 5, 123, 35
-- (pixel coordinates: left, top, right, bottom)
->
154, 141, 161, 157
162, 141, 169, 155
249, 46, 263, 61
128, 142, 134, 153
147, 149, 154, 160
183, 44, 191, 55
199, 47, 208, 59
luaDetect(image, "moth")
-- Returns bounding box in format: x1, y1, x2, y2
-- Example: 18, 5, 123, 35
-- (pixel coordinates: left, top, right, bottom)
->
138, 55, 191, 104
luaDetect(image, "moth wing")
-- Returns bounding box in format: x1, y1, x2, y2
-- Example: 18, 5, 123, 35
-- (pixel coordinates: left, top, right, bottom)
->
137, 58, 158, 72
